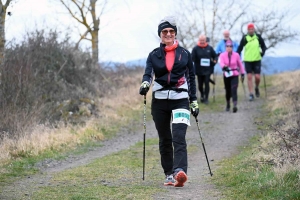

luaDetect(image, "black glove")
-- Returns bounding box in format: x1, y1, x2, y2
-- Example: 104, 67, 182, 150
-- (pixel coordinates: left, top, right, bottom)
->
223, 66, 230, 72
241, 74, 245, 83
190, 101, 199, 117
139, 81, 150, 95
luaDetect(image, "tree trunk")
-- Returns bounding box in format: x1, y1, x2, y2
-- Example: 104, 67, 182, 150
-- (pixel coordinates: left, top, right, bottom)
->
0, 5, 7, 68
90, 0, 99, 64
91, 30, 99, 63
201, 0, 207, 36
210, 0, 218, 47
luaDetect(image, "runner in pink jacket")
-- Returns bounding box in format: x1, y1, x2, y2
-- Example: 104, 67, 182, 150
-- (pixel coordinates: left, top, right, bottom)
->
219, 40, 245, 113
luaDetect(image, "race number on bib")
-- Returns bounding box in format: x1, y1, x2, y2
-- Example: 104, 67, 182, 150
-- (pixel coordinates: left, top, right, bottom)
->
172, 109, 191, 126
224, 71, 233, 77
200, 58, 210, 67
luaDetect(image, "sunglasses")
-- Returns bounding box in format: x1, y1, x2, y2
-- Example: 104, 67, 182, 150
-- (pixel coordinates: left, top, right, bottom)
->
161, 29, 175, 35
226, 45, 233, 47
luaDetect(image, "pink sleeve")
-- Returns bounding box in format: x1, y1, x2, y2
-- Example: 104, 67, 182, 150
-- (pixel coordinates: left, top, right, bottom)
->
236, 54, 245, 74
219, 53, 225, 69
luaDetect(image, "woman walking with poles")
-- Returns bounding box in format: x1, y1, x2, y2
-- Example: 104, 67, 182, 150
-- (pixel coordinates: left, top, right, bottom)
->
219, 40, 245, 112
139, 16, 198, 187
192, 34, 217, 104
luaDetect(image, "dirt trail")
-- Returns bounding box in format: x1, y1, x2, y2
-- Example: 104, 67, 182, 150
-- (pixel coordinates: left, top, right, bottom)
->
155, 99, 262, 199
1, 99, 262, 200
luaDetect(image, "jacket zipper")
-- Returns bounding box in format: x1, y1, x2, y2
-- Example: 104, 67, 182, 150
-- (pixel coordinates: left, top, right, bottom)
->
167, 48, 176, 85
166, 48, 177, 99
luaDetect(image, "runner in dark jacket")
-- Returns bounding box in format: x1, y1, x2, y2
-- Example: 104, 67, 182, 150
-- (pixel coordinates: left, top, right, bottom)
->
139, 16, 199, 188
192, 35, 217, 104
237, 23, 267, 101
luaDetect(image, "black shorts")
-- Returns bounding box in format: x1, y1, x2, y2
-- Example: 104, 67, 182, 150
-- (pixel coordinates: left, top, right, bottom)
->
244, 61, 261, 74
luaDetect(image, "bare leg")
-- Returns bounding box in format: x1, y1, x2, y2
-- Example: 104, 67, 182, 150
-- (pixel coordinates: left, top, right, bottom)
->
247, 73, 253, 94
254, 74, 261, 97
255, 74, 261, 87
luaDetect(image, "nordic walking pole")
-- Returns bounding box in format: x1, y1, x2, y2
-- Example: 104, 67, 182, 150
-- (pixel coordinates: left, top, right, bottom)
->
213, 73, 216, 103
142, 95, 146, 180
241, 78, 246, 99
195, 117, 213, 176
263, 73, 267, 98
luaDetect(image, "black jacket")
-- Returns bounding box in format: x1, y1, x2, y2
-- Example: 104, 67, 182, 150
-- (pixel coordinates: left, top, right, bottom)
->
142, 43, 197, 102
191, 45, 217, 76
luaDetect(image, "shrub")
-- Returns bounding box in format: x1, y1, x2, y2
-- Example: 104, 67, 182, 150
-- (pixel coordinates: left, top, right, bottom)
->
0, 29, 142, 138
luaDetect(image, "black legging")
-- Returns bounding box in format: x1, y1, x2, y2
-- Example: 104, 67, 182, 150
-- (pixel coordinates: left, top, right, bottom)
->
151, 98, 189, 175
197, 74, 210, 99
223, 76, 239, 106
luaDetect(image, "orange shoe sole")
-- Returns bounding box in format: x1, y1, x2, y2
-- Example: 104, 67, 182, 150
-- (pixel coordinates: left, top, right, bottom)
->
174, 171, 187, 187
164, 181, 174, 186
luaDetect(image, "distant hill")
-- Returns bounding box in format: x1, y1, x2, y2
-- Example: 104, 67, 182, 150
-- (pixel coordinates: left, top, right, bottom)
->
125, 59, 146, 67
262, 56, 300, 75
112, 56, 300, 75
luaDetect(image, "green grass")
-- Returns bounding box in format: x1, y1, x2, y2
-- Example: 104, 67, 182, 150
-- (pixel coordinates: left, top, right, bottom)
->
211, 74, 300, 200
198, 94, 227, 112
0, 140, 103, 193
29, 139, 197, 200
212, 138, 300, 200
0, 105, 147, 193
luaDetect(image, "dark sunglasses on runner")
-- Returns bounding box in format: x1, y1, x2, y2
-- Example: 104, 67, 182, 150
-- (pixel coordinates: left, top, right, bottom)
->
161, 29, 175, 35
226, 45, 233, 48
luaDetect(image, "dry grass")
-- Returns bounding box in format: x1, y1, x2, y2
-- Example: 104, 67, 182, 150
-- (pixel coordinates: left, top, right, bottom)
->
267, 70, 300, 113
252, 70, 300, 170
0, 124, 77, 164
97, 72, 145, 123
0, 70, 145, 167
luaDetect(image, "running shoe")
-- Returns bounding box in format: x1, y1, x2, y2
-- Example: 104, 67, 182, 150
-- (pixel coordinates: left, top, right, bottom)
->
174, 170, 188, 187
233, 106, 238, 113
164, 174, 175, 186
249, 94, 254, 101
204, 99, 209, 105
255, 87, 260, 98
200, 97, 205, 103
226, 104, 230, 112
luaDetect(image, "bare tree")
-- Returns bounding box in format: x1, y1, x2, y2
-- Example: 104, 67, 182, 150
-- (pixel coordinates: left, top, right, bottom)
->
174, 0, 298, 52
175, 0, 250, 50
240, 8, 299, 50
0, 0, 12, 65
59, 0, 107, 63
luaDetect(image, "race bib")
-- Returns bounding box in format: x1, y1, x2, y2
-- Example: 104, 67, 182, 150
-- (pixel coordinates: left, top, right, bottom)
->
224, 71, 233, 77
172, 109, 191, 126
200, 58, 210, 67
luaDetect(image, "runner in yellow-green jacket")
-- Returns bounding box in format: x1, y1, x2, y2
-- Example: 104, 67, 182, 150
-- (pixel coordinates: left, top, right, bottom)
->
237, 23, 267, 101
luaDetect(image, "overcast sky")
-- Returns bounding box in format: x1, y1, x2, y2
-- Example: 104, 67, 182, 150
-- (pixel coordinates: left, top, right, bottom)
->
5, 0, 300, 62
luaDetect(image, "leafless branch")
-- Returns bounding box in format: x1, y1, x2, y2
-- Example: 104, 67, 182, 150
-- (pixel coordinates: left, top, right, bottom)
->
75, 29, 90, 49
60, 0, 85, 25
59, 0, 108, 62
98, 0, 107, 18
246, 8, 299, 49
5, 0, 12, 8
